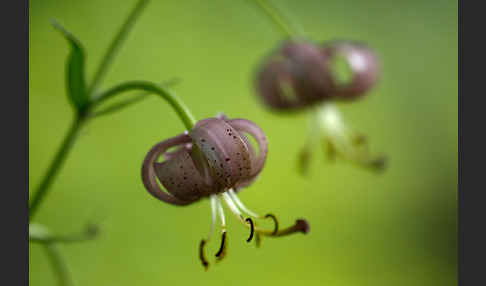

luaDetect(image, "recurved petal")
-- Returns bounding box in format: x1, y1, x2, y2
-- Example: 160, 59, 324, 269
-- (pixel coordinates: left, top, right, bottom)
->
189, 118, 252, 190
163, 143, 192, 161
255, 40, 335, 111
255, 57, 301, 110
154, 146, 212, 202
228, 119, 268, 190
282, 40, 335, 104
322, 41, 380, 99
141, 133, 196, 206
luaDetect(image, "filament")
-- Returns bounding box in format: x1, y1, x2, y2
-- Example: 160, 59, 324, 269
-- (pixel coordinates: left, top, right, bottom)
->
228, 189, 261, 218
216, 196, 226, 229
222, 191, 303, 237
207, 195, 218, 241
222, 192, 244, 221
222, 192, 255, 243
255, 232, 262, 247
317, 103, 385, 170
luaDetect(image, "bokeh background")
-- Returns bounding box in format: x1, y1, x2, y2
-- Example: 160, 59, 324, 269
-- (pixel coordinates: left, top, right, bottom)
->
29, 0, 458, 285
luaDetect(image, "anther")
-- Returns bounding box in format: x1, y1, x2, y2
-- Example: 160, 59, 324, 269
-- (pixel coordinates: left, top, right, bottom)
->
199, 240, 209, 271
265, 213, 279, 235
245, 218, 255, 242
215, 231, 227, 259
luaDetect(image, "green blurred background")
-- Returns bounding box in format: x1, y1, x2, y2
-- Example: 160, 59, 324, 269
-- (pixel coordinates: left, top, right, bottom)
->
29, 0, 458, 285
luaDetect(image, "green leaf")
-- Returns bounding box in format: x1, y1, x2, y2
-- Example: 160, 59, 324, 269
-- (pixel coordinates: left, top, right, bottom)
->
51, 19, 89, 112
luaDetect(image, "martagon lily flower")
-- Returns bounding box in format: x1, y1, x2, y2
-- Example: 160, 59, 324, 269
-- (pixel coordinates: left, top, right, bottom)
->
255, 39, 386, 174
142, 114, 309, 270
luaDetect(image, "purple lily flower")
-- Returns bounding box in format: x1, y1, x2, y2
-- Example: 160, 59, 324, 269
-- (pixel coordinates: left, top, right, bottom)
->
255, 39, 386, 173
142, 114, 309, 270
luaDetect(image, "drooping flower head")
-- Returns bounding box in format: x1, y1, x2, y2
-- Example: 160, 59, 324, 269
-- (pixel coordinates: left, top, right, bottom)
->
254, 39, 386, 173
142, 114, 309, 270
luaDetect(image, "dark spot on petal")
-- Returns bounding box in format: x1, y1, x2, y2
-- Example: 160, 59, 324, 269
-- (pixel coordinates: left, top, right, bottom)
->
225, 158, 230, 162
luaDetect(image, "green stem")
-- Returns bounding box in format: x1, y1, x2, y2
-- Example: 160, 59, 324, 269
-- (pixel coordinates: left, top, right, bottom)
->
43, 243, 73, 286
92, 80, 197, 130
88, 78, 181, 118
30, 223, 99, 244
251, 0, 297, 38
29, 117, 85, 219
88, 0, 150, 95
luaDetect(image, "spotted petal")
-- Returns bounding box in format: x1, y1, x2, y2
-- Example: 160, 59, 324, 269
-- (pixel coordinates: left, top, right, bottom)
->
189, 118, 252, 190
228, 119, 268, 190
154, 145, 213, 202
141, 133, 197, 206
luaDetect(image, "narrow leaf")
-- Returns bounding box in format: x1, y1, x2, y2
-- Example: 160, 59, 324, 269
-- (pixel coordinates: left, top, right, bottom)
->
51, 19, 89, 112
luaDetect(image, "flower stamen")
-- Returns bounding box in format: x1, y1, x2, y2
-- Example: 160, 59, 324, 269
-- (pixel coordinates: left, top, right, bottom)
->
245, 218, 255, 242
264, 213, 279, 235
317, 103, 386, 171
215, 197, 228, 261
222, 191, 309, 238
199, 195, 218, 270
215, 231, 227, 258
199, 240, 209, 271
228, 189, 261, 218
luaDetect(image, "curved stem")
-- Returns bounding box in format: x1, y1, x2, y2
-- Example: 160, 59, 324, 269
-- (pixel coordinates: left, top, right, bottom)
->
92, 81, 196, 130
29, 117, 85, 220
43, 243, 73, 286
88, 0, 150, 95
250, 0, 297, 38
89, 78, 181, 118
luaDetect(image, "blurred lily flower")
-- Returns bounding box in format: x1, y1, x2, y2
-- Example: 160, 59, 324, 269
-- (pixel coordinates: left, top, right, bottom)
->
255, 39, 386, 174
142, 114, 309, 270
